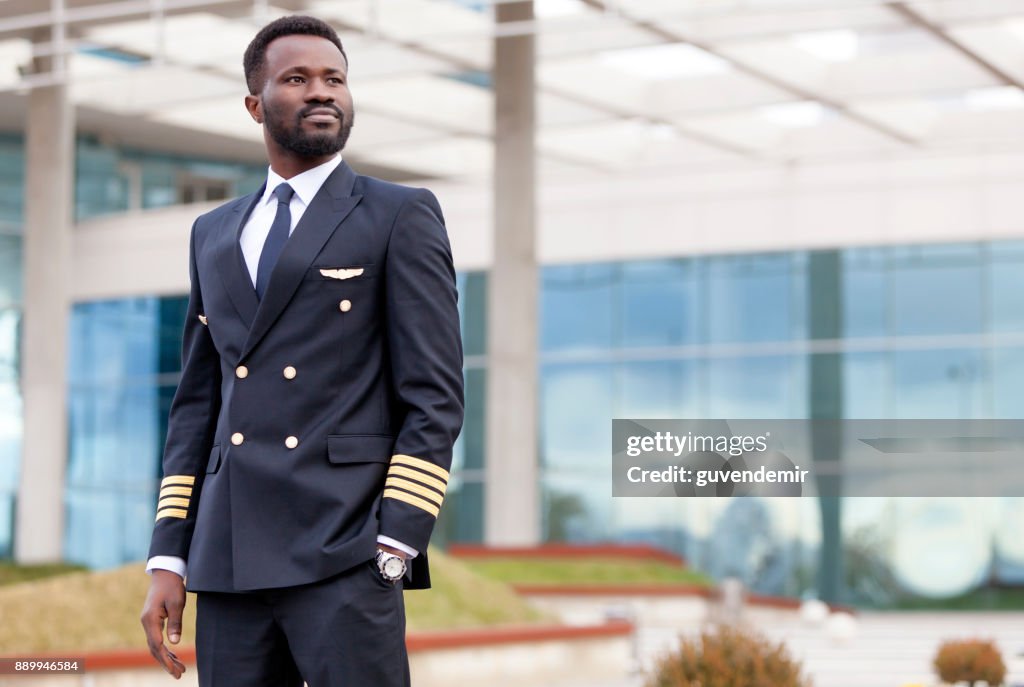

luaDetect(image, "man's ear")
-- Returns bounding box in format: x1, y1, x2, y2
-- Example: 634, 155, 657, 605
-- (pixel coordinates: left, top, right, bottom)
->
244, 94, 262, 124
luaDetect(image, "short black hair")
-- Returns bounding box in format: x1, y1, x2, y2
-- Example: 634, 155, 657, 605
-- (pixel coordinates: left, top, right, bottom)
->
243, 15, 347, 95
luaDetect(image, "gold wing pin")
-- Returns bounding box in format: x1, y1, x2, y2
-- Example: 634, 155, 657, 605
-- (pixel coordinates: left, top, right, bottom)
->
320, 268, 365, 280
198, 314, 208, 326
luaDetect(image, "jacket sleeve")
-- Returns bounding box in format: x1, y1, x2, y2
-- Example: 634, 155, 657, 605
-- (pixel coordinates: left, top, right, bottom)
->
147, 220, 222, 561
379, 189, 465, 552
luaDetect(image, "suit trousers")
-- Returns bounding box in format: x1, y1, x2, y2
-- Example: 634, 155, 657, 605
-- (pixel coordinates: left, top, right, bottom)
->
195, 558, 410, 687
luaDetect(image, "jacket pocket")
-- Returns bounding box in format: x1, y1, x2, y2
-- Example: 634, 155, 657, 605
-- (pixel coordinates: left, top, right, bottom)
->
206, 444, 222, 474
327, 434, 394, 464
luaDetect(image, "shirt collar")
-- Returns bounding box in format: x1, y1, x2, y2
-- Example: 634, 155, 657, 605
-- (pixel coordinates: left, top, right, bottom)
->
262, 155, 343, 207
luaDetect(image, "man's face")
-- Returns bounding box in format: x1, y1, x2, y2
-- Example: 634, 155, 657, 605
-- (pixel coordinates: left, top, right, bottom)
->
255, 34, 354, 158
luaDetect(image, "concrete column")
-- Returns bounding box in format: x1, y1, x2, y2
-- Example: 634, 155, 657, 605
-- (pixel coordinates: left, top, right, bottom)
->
808, 250, 843, 603
15, 30, 74, 563
484, 0, 540, 544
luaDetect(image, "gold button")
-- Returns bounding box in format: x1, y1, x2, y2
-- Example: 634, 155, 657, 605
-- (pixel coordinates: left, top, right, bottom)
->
283, 366, 297, 380
236, 365, 249, 379
339, 299, 352, 313
231, 432, 244, 446
285, 436, 299, 449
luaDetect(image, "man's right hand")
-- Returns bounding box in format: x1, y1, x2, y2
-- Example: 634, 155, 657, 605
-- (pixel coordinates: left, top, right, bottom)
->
140, 569, 187, 679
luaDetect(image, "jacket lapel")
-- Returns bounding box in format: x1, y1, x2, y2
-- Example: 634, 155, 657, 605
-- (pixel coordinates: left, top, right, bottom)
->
215, 187, 263, 329
240, 161, 363, 361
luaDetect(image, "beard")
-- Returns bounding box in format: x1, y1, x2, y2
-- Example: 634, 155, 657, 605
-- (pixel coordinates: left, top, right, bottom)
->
263, 99, 354, 158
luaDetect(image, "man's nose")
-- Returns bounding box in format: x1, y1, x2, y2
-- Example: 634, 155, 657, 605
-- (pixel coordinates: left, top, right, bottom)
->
305, 78, 334, 102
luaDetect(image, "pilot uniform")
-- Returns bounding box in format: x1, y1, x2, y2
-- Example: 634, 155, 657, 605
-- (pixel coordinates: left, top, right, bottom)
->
145, 154, 464, 686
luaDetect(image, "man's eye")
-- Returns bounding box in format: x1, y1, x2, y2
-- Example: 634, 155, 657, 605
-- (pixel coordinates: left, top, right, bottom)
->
287, 76, 304, 83
328, 78, 345, 85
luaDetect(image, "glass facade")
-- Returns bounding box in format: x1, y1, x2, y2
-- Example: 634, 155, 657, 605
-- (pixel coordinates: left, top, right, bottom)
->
0, 134, 264, 559
75, 136, 266, 221
0, 135, 24, 557
540, 246, 1024, 603
66, 298, 186, 567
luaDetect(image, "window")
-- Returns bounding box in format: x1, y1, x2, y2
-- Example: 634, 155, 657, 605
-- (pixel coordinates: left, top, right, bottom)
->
178, 175, 231, 205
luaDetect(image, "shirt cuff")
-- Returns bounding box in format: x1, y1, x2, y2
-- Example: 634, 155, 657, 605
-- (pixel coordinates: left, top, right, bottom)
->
376, 535, 418, 559
146, 556, 187, 579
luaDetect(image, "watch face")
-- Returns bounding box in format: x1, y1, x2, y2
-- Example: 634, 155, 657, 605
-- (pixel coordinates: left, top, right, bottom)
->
383, 556, 405, 578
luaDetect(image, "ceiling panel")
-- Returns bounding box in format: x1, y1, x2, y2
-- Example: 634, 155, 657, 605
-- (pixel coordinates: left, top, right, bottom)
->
71, 61, 239, 115
150, 96, 263, 143
354, 74, 492, 137
540, 118, 739, 169
3, 0, 1024, 180
655, 5, 901, 43
83, 12, 261, 74
357, 135, 492, 179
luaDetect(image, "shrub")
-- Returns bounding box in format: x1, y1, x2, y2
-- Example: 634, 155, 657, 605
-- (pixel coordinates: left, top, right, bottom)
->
646, 624, 811, 687
933, 639, 1006, 686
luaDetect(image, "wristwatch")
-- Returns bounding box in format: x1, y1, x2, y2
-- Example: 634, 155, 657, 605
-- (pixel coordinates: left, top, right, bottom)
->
375, 549, 407, 583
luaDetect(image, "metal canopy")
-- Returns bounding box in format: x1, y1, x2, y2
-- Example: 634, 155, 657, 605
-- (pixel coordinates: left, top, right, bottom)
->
2, 0, 1024, 181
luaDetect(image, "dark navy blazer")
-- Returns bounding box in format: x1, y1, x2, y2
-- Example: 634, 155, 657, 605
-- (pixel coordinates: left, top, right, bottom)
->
147, 161, 464, 593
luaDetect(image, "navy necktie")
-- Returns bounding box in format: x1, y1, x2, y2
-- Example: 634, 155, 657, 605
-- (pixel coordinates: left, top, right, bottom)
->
255, 183, 295, 300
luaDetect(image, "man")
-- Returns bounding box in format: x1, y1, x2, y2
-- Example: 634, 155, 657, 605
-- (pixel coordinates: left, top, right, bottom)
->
139, 15, 464, 687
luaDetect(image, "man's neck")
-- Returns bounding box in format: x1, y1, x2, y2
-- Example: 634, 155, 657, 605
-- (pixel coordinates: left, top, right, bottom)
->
267, 150, 336, 180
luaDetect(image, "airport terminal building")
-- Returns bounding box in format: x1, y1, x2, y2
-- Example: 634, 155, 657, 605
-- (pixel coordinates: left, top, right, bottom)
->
2, 0, 1024, 604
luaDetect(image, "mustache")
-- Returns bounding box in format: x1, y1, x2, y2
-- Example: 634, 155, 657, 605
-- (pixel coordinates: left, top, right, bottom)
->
299, 103, 344, 119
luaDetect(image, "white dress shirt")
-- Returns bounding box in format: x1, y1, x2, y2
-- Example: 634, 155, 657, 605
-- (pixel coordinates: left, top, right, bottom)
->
147, 155, 417, 580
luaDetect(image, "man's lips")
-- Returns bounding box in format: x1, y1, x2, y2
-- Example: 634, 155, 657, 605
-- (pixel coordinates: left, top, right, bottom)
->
303, 108, 340, 123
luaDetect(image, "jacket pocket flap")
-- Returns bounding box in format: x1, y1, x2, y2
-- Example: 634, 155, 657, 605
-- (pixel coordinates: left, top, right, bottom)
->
327, 434, 393, 464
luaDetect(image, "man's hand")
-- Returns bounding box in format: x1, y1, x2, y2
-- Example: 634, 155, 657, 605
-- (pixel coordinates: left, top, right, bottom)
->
140, 570, 187, 679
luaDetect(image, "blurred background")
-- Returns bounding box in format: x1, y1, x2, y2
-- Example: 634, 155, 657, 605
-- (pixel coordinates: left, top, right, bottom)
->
2, 0, 1024, 631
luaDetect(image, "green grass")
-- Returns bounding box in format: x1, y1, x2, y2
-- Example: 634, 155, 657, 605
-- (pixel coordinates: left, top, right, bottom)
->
892, 587, 1024, 611
461, 557, 713, 587
0, 550, 546, 654
0, 561, 86, 586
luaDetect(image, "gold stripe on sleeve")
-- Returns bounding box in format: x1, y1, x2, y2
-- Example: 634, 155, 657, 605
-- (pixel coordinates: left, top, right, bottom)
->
383, 488, 440, 518
155, 507, 189, 521
385, 477, 444, 507
157, 496, 191, 509
161, 475, 196, 487
390, 455, 449, 482
386, 465, 448, 495
159, 486, 193, 499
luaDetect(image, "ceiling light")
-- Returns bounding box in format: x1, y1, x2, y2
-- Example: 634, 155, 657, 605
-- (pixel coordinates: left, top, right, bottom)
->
791, 29, 859, 62
757, 101, 829, 128
963, 86, 1024, 112
626, 118, 679, 140
534, 0, 588, 18
1003, 17, 1024, 41
599, 43, 730, 81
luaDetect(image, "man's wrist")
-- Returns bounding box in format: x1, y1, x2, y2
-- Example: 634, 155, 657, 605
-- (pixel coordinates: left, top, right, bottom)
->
376, 543, 410, 559
376, 535, 418, 558
146, 555, 187, 579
